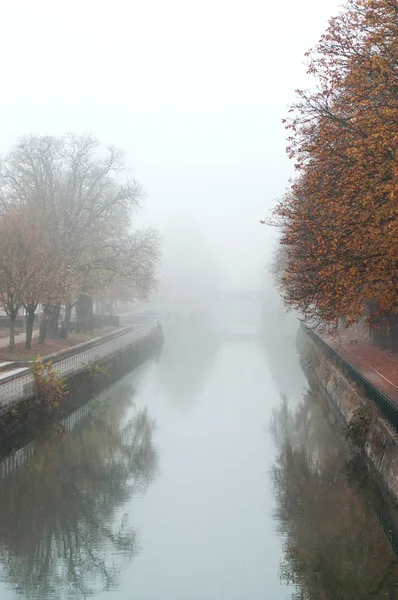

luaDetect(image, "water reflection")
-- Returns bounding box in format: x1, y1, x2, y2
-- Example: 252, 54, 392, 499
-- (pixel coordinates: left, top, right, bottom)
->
0, 380, 158, 600
262, 318, 305, 402
155, 321, 220, 410
271, 392, 398, 599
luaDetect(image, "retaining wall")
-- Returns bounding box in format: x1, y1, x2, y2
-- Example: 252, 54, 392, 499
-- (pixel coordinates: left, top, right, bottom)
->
0, 326, 164, 443
298, 327, 398, 504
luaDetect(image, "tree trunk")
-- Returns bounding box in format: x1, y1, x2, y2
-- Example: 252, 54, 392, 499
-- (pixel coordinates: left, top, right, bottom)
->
62, 303, 73, 339
65, 303, 72, 327
38, 319, 47, 344
390, 316, 398, 354
48, 304, 61, 339
38, 306, 49, 344
25, 307, 36, 350
381, 322, 388, 350
9, 315, 16, 353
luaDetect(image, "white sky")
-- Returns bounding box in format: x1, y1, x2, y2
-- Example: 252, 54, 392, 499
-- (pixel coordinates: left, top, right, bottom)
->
0, 0, 342, 290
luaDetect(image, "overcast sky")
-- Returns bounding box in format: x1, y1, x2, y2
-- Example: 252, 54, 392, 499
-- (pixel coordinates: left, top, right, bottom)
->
0, 0, 342, 290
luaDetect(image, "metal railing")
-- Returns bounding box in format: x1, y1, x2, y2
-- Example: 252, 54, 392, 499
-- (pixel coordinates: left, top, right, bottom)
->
0, 442, 35, 479
302, 323, 398, 434
0, 325, 153, 411
0, 403, 93, 479
376, 510, 398, 556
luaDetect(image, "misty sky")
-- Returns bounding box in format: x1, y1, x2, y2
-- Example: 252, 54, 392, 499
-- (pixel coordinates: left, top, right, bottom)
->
0, 0, 342, 290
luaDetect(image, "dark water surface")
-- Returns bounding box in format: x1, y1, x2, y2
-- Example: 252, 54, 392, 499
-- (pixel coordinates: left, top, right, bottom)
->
0, 316, 397, 599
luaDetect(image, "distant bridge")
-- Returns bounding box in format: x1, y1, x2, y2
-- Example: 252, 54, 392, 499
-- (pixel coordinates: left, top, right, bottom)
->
216, 290, 264, 302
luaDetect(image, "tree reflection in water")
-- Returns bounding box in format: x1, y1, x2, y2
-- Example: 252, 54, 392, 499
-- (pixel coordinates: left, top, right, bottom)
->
0, 381, 158, 599
271, 393, 398, 600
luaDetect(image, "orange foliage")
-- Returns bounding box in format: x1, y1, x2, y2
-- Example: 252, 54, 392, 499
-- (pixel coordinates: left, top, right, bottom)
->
274, 0, 398, 328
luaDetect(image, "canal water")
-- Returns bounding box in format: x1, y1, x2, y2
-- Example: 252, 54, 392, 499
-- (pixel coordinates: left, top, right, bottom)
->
0, 312, 397, 599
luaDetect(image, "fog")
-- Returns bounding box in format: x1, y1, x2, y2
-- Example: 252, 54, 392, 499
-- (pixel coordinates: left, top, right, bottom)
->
0, 0, 342, 295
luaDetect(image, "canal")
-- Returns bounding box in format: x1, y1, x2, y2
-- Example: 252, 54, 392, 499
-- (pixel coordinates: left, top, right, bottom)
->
0, 311, 397, 599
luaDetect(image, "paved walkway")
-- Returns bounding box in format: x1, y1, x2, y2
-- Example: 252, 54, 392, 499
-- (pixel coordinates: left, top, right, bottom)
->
326, 332, 398, 405
0, 330, 39, 349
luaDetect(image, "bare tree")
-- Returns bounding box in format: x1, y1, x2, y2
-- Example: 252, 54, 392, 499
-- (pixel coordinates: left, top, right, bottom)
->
0, 134, 161, 343
0, 208, 49, 351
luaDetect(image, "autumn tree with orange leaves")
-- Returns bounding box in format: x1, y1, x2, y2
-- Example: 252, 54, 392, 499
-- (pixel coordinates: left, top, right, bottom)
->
272, 0, 398, 349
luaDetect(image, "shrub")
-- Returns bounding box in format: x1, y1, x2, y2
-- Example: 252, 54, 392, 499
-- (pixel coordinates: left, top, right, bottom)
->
31, 356, 67, 407
84, 360, 110, 378
345, 405, 373, 450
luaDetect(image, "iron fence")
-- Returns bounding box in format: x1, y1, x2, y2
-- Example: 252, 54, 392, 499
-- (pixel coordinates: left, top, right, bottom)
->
0, 325, 153, 411
376, 510, 398, 556
0, 403, 92, 479
302, 323, 398, 434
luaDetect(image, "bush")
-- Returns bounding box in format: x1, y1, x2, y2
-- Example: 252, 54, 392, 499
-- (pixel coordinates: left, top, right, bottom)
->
345, 405, 373, 450
84, 360, 110, 378
31, 357, 67, 407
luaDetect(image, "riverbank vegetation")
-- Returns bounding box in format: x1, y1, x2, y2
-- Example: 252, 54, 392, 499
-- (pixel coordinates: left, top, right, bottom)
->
267, 0, 398, 352
0, 134, 161, 353
31, 357, 67, 407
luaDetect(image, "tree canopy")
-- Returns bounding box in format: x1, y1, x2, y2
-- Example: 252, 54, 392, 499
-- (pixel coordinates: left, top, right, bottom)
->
272, 0, 398, 332
0, 134, 161, 350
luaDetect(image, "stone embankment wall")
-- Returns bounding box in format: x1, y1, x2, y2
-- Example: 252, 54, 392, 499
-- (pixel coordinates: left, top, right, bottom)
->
0, 326, 164, 443
298, 328, 398, 504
